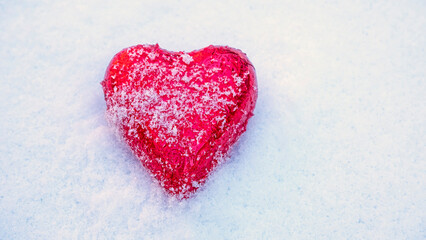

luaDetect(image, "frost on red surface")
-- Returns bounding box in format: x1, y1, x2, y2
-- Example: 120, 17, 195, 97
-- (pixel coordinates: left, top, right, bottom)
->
101, 44, 257, 198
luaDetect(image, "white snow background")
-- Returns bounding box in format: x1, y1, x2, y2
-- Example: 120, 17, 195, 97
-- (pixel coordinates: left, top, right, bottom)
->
1, 0, 425, 239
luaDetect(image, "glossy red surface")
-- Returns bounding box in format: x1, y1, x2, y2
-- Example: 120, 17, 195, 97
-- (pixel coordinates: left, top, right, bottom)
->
102, 44, 257, 198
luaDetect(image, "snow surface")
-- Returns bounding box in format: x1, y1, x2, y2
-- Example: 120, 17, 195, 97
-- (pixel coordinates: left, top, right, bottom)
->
0, 0, 425, 239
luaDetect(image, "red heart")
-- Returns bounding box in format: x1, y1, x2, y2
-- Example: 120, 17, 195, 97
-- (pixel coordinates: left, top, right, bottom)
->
101, 44, 257, 198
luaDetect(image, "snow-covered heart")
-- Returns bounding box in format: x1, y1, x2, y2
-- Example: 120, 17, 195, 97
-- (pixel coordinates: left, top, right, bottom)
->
101, 44, 257, 198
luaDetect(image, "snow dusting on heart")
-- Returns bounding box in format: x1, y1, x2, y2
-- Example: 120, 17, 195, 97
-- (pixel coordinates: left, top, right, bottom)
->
102, 44, 257, 199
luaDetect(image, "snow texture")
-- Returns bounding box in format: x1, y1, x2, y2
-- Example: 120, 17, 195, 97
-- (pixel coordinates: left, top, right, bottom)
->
0, 0, 425, 239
